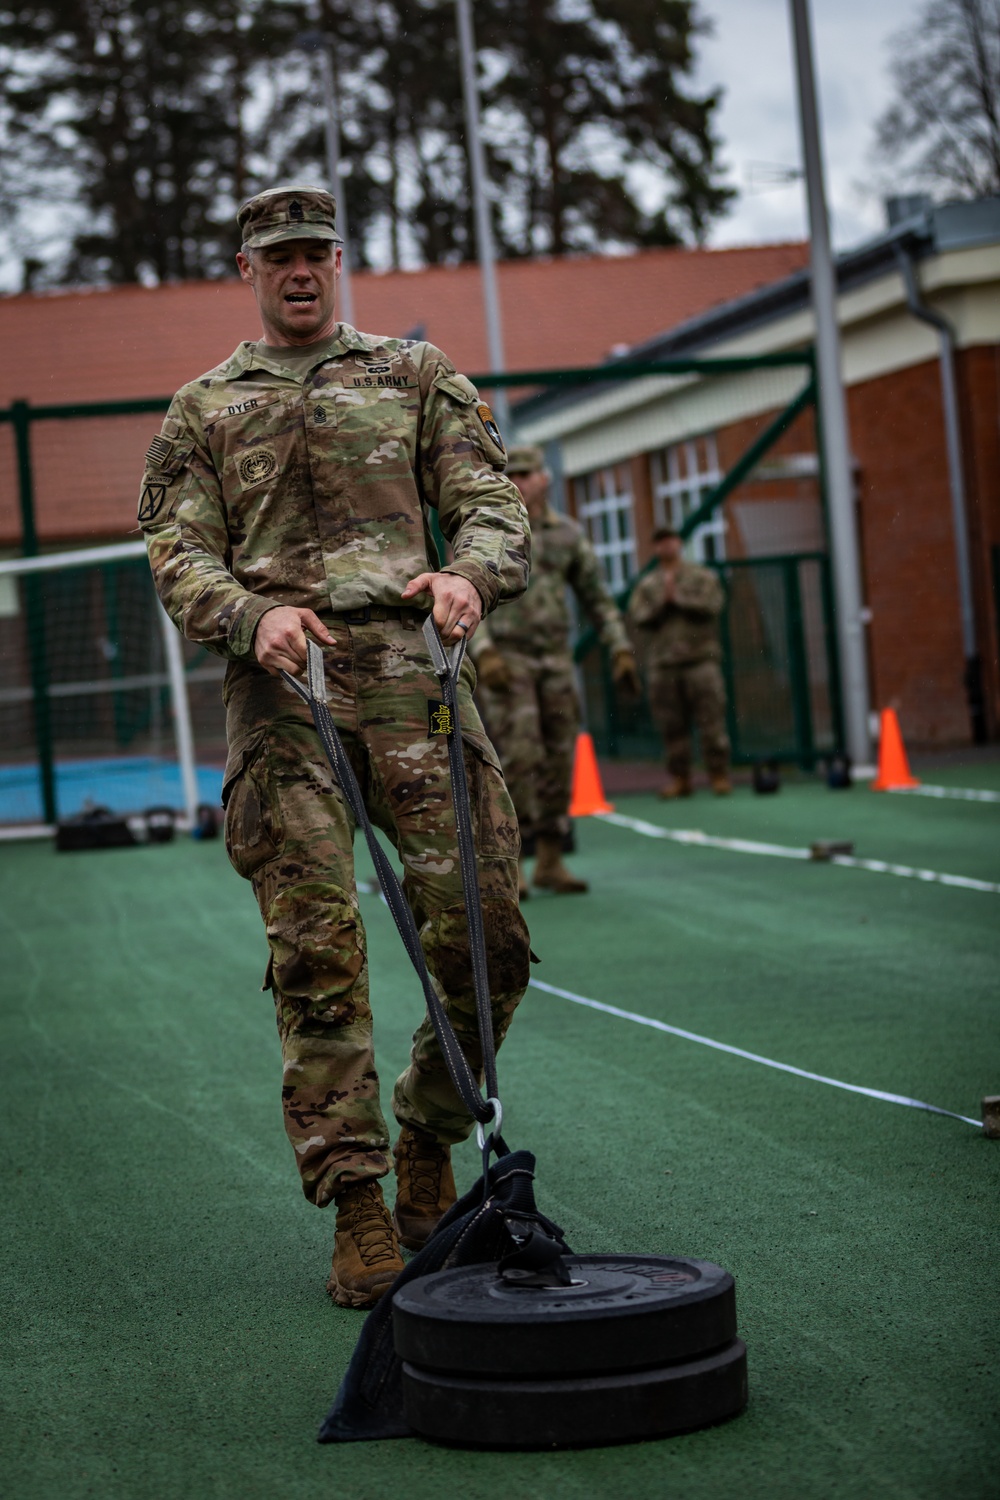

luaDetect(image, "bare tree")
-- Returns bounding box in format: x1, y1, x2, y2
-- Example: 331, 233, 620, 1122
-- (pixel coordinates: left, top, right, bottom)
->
874, 0, 1000, 199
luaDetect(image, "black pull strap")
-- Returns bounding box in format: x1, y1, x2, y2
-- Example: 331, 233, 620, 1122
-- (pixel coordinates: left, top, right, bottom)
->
280, 635, 498, 1130
421, 617, 498, 1105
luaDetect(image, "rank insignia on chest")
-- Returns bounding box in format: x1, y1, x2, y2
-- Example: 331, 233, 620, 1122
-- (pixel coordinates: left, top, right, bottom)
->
428, 700, 454, 737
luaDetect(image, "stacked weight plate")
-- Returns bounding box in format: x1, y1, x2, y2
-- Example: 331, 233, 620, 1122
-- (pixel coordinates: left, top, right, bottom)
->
392, 1254, 748, 1449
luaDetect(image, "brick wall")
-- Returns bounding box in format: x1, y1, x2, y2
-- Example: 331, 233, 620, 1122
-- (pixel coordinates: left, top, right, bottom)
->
567, 349, 999, 746
848, 354, 998, 745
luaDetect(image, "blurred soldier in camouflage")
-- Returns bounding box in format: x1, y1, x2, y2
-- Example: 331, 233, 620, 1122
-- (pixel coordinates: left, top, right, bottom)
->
472, 446, 640, 897
138, 185, 532, 1310
628, 525, 731, 798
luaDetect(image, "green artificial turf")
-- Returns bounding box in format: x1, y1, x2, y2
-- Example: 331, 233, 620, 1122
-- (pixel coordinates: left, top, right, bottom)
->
1, 772, 998, 1499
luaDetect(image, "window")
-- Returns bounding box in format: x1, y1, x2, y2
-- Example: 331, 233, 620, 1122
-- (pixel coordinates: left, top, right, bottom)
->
650, 435, 726, 562
577, 464, 637, 592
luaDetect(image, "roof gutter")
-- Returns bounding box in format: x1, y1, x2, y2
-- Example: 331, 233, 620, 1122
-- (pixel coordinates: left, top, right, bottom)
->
894, 238, 986, 742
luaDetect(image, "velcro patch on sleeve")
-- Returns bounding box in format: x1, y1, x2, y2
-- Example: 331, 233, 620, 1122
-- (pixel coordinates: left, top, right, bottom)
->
145, 433, 173, 469
428, 699, 454, 737
473, 401, 506, 468
138, 482, 167, 524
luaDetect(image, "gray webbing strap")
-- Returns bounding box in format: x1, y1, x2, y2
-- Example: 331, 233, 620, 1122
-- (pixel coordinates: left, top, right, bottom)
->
280, 632, 500, 1131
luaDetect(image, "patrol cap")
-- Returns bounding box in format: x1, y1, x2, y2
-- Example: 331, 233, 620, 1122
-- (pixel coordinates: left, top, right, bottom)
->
237, 184, 343, 250
505, 444, 546, 474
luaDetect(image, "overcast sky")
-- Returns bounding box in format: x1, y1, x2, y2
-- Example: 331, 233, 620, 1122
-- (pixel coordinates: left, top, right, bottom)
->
0, 0, 923, 289
697, 0, 924, 249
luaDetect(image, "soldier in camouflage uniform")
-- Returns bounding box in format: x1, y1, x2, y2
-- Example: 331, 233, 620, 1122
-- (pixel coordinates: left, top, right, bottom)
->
627, 525, 732, 798
472, 446, 640, 896
139, 185, 532, 1310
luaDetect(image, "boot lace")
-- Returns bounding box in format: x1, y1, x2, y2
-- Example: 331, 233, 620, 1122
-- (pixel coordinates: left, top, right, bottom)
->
401, 1134, 446, 1208
342, 1183, 398, 1265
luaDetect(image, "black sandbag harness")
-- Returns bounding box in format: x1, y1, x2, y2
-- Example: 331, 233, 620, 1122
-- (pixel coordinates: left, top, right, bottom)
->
280, 620, 572, 1439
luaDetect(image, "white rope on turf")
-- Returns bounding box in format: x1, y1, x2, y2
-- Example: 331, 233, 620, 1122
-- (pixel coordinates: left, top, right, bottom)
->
889, 784, 1000, 804
598, 810, 1000, 895
528, 978, 983, 1129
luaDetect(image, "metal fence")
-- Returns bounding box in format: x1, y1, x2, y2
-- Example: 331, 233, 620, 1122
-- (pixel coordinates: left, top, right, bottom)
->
580, 552, 843, 768
0, 545, 224, 828
0, 349, 836, 823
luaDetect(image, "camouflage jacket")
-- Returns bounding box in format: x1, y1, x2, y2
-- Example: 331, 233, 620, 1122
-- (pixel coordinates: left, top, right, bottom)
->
627, 560, 724, 667
138, 326, 530, 660
471, 505, 629, 662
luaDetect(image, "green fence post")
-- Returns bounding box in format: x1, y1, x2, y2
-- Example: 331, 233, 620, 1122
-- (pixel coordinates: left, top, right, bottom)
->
13, 400, 57, 824
715, 567, 742, 762
819, 554, 846, 756
784, 557, 815, 769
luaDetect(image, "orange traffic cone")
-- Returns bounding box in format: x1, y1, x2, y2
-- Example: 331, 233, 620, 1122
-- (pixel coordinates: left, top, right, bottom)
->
568, 732, 614, 816
870, 708, 920, 791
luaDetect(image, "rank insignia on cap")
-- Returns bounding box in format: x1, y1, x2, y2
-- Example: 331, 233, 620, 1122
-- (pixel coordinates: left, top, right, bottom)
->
477, 403, 504, 452
289, 199, 304, 221
138, 483, 167, 523
428, 700, 454, 737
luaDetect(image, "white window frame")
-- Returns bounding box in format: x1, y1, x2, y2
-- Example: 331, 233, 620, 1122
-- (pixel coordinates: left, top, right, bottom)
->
577, 464, 637, 592
650, 435, 727, 563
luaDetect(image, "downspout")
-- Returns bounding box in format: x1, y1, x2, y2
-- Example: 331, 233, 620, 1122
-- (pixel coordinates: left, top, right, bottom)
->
894, 242, 986, 742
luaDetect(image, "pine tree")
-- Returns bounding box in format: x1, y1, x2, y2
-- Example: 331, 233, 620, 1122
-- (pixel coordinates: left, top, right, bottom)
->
0, 0, 732, 285
476, 0, 733, 254
0, 0, 306, 286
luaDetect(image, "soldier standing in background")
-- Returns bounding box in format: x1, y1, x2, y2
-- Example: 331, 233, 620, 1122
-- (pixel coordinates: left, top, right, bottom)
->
472, 446, 641, 898
628, 525, 732, 798
139, 185, 531, 1310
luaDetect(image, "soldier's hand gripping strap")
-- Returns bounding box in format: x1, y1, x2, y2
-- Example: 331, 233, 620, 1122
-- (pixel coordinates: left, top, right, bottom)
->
280, 637, 499, 1132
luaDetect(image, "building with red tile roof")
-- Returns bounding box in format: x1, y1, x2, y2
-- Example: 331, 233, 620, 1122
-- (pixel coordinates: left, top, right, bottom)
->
0, 242, 808, 547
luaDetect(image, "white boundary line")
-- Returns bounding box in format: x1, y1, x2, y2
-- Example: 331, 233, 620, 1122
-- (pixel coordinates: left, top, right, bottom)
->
528, 978, 983, 1129
889, 784, 1000, 804
597, 810, 1000, 894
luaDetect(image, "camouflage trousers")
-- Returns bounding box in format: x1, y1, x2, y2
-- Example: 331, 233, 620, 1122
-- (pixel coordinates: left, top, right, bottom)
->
221, 614, 529, 1207
478, 650, 580, 839
648, 658, 730, 779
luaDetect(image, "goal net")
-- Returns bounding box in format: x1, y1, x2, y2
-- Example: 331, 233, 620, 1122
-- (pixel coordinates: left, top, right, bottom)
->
0, 541, 227, 833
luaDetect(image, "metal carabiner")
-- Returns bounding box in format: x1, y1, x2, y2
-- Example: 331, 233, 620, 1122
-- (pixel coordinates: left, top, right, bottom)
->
474, 1096, 504, 1150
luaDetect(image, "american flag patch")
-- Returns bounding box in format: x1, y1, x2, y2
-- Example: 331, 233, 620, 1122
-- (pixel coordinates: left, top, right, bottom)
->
145, 434, 172, 469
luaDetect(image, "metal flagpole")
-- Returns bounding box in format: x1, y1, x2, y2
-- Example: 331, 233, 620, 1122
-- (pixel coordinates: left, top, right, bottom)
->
316, 42, 354, 327
789, 0, 872, 767
297, 29, 355, 327
455, 0, 509, 429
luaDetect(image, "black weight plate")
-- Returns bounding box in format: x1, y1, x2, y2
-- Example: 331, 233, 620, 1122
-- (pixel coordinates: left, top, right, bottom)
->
402, 1337, 748, 1449
392, 1255, 736, 1377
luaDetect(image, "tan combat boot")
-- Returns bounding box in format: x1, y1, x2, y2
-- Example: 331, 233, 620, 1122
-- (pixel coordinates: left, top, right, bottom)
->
710, 774, 733, 796
327, 1180, 405, 1309
659, 775, 693, 800
393, 1126, 458, 1250
532, 834, 589, 894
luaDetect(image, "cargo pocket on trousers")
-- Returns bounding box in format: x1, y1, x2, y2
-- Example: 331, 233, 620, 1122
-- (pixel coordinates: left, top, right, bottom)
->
222, 734, 282, 879
463, 731, 520, 858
